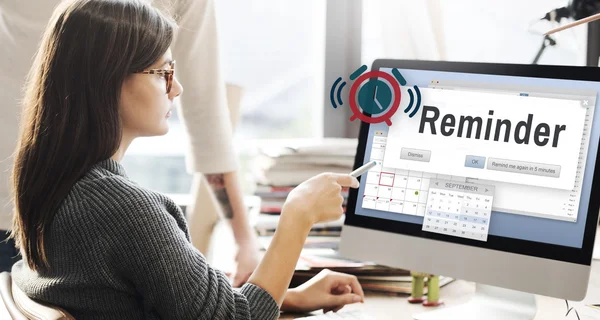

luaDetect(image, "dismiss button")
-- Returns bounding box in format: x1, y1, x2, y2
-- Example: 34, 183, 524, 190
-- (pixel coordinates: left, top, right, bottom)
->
400, 148, 431, 162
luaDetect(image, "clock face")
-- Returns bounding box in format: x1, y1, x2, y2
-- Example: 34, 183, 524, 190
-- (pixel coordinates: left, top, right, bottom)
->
357, 79, 393, 115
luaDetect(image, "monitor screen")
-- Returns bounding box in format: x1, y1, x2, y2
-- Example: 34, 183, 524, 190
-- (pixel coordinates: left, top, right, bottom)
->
345, 61, 600, 264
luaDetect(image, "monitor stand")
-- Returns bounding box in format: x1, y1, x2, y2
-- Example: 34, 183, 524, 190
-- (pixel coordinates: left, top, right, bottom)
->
414, 283, 537, 320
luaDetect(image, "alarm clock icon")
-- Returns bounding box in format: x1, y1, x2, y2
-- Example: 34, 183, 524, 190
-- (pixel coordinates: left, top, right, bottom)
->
347, 66, 420, 126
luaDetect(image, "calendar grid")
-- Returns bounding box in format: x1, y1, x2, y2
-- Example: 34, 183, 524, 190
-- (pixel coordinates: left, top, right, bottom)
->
423, 180, 495, 241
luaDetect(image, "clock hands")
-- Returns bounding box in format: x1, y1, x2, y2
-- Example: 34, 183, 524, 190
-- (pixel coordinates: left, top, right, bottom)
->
374, 85, 384, 110
374, 97, 384, 110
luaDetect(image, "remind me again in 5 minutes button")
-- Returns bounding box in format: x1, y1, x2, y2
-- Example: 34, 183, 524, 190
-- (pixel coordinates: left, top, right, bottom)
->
486, 158, 561, 178
400, 148, 431, 162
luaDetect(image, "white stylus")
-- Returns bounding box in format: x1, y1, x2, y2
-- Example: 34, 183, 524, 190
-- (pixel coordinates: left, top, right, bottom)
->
350, 160, 378, 178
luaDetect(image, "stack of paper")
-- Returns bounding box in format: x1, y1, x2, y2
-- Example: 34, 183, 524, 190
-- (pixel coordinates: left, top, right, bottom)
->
251, 138, 357, 216
253, 138, 357, 188
258, 236, 454, 295
252, 214, 345, 237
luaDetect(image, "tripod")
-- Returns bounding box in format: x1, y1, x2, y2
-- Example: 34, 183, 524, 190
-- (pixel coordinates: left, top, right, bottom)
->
531, 34, 557, 64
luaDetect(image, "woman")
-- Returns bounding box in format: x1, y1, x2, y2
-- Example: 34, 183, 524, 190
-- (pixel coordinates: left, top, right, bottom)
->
0, 0, 261, 283
9, 0, 364, 319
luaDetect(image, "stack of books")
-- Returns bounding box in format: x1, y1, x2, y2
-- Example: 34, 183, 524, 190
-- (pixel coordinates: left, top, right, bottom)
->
252, 138, 357, 215
252, 214, 345, 237
292, 252, 454, 295
257, 235, 454, 294
294, 267, 452, 295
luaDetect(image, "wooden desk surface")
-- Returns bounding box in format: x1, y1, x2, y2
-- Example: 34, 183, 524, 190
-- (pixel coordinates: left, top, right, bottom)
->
208, 222, 600, 319
279, 261, 600, 319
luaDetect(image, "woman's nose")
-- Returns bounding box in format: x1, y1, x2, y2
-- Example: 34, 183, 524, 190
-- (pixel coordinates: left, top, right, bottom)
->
169, 77, 183, 99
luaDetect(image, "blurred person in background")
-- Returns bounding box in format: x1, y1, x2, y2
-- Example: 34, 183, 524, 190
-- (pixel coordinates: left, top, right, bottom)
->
0, 0, 260, 286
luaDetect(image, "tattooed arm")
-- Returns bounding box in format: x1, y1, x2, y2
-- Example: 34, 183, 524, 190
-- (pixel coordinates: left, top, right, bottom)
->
204, 172, 235, 218
204, 171, 260, 286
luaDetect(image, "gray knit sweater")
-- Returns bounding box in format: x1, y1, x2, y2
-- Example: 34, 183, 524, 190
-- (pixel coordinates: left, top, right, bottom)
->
11, 158, 280, 319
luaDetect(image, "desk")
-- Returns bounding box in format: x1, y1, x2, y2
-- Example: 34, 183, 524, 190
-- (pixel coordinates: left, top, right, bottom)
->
279, 261, 600, 319
208, 222, 600, 319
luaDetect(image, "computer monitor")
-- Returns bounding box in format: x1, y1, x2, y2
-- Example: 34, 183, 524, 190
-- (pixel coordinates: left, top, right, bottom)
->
339, 60, 600, 320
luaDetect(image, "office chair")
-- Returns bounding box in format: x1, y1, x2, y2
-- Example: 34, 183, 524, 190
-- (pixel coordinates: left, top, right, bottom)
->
0, 272, 75, 320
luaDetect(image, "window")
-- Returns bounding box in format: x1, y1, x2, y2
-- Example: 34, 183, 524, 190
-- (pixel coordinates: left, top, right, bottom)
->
361, 0, 587, 66
122, 112, 191, 194
217, 0, 326, 141
122, 1, 326, 194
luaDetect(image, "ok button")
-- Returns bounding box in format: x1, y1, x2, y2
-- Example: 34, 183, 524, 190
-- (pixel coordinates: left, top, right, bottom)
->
465, 155, 486, 169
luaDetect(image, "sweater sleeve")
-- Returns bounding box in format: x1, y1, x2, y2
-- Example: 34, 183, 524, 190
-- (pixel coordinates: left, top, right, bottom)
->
103, 184, 279, 319
167, 0, 238, 175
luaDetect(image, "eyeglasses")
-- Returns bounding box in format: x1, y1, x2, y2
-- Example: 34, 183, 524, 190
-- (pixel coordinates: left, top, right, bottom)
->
138, 60, 176, 94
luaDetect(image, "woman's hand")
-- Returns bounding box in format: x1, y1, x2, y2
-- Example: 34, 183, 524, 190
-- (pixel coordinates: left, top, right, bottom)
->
281, 269, 365, 314
282, 173, 359, 228
231, 237, 261, 287
246, 174, 359, 307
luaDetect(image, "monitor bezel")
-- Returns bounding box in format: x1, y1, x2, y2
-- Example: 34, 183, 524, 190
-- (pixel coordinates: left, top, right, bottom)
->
344, 59, 600, 266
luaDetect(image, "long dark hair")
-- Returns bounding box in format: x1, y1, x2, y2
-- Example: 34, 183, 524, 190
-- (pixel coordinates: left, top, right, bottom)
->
10, 0, 176, 272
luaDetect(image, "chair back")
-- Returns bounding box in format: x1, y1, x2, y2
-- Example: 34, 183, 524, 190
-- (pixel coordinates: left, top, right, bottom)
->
0, 272, 75, 320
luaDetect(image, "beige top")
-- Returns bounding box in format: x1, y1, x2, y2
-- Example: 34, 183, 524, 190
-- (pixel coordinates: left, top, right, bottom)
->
0, 0, 237, 230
